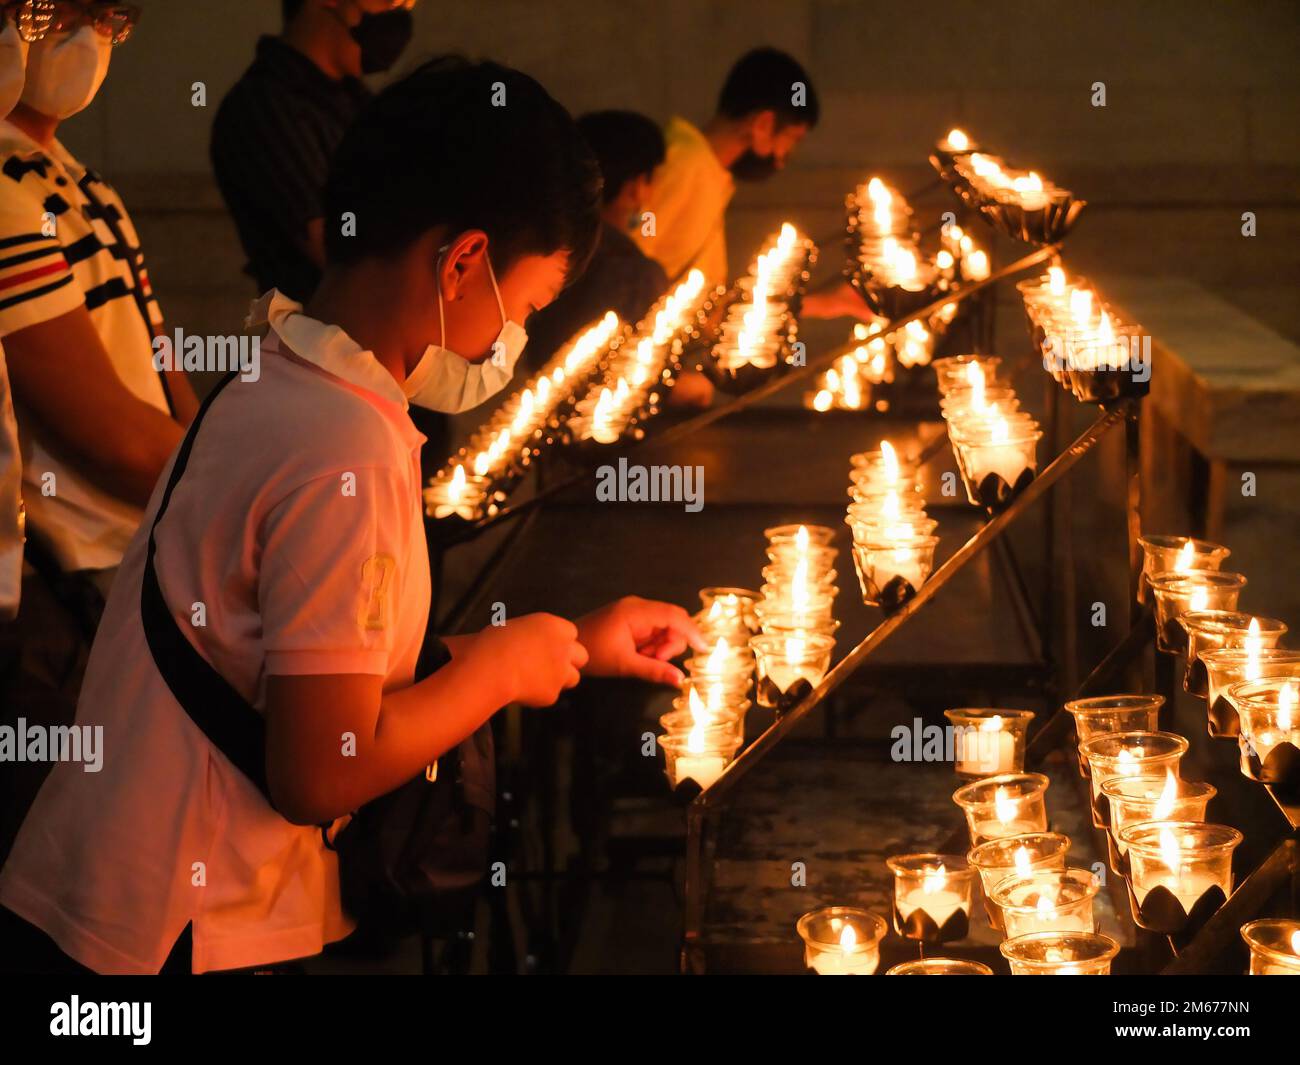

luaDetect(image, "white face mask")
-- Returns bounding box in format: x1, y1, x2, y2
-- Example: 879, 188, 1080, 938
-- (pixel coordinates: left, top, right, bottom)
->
0, 25, 27, 118
20, 26, 112, 120
403, 249, 529, 413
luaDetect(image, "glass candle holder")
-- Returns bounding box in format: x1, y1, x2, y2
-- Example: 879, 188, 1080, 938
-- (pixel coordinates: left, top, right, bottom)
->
952, 773, 1050, 847
847, 515, 939, 546
765, 543, 839, 573
968, 832, 1071, 931
760, 563, 838, 591
685, 635, 754, 684
943, 708, 1035, 778
1064, 694, 1165, 776
424, 468, 491, 522
1240, 919, 1300, 975
1136, 534, 1230, 604
751, 632, 835, 709
795, 906, 887, 975
1202, 649, 1300, 737
957, 424, 1042, 511
1101, 774, 1216, 874
1079, 731, 1188, 828
658, 707, 743, 743
1229, 678, 1300, 788
885, 854, 975, 943
1149, 570, 1246, 653
886, 958, 993, 975
764, 523, 836, 546
756, 613, 840, 644
698, 587, 761, 633
990, 868, 1100, 939
658, 731, 741, 793
1118, 821, 1242, 934
1181, 611, 1287, 698
852, 536, 939, 612
1000, 931, 1120, 975
933, 354, 1002, 395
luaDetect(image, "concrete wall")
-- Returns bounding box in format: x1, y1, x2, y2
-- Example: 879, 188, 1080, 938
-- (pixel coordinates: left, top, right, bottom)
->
54, 0, 1300, 341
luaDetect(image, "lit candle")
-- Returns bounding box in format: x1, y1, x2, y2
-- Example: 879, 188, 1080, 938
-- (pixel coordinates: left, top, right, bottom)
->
796, 907, 886, 976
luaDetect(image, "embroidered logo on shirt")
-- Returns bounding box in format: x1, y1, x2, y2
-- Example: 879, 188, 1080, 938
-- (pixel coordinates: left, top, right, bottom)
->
358, 553, 396, 632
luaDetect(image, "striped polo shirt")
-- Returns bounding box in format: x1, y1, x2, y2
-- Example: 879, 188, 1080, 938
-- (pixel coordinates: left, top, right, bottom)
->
0, 120, 170, 572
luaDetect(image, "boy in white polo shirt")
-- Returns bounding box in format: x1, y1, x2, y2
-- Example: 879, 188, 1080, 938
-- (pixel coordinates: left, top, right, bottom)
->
0, 56, 701, 974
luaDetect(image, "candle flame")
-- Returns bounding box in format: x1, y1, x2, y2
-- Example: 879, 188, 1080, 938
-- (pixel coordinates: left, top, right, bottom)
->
686, 722, 706, 755
1189, 584, 1210, 612
1013, 846, 1033, 876
1279, 682, 1295, 730
1291, 930, 1300, 956
813, 388, 833, 412
1175, 540, 1195, 573
687, 685, 711, 729
472, 451, 490, 477
1048, 266, 1065, 295
1159, 827, 1182, 870
447, 463, 467, 502
706, 637, 730, 674
1153, 769, 1180, 820
922, 863, 948, 894
1035, 891, 1058, 918
946, 128, 969, 151
839, 923, 857, 953
994, 786, 1018, 825
795, 525, 810, 552
880, 440, 898, 481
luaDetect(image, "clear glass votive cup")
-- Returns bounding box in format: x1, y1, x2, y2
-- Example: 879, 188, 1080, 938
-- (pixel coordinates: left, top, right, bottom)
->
990, 869, 1100, 940
1229, 678, 1300, 788
933, 354, 1002, 395
1202, 649, 1300, 737
761, 562, 837, 590
1149, 570, 1246, 653
943, 708, 1035, 779
1000, 931, 1120, 975
853, 536, 939, 609
1118, 821, 1242, 932
1101, 775, 1216, 865
698, 587, 761, 632
1240, 919, 1300, 975
1079, 731, 1188, 828
755, 612, 841, 640
1136, 534, 1230, 604
952, 773, 1050, 847
751, 632, 835, 709
886, 958, 993, 976
658, 707, 743, 744
968, 831, 1071, 931
885, 853, 975, 943
957, 426, 1042, 510
658, 732, 742, 792
795, 907, 887, 975
764, 523, 837, 547
1064, 694, 1164, 776
1181, 611, 1287, 698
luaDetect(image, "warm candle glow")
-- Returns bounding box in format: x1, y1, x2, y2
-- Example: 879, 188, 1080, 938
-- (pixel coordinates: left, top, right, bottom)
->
922, 863, 948, 894
1048, 266, 1065, 295
1153, 769, 1179, 820
1175, 541, 1195, 573
705, 638, 731, 674
447, 463, 466, 503
945, 128, 969, 151
687, 685, 712, 729
1013, 846, 1033, 877
839, 923, 857, 953
994, 786, 1017, 825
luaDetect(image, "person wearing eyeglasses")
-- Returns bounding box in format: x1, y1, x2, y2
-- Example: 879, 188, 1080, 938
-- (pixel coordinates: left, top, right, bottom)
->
0, 0, 198, 861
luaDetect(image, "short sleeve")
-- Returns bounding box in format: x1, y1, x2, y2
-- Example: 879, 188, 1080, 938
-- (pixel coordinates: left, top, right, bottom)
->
0, 186, 84, 337
258, 463, 414, 677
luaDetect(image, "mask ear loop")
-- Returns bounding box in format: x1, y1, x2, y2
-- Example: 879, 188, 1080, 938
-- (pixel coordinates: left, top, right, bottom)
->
435, 247, 447, 347
485, 250, 509, 329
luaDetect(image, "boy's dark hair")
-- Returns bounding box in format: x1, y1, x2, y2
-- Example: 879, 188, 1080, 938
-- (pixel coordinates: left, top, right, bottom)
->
576, 111, 666, 206
282, 0, 306, 23
717, 47, 819, 128
324, 55, 602, 280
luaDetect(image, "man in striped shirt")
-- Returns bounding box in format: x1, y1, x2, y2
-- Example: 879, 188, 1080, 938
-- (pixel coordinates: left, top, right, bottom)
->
0, 1, 196, 861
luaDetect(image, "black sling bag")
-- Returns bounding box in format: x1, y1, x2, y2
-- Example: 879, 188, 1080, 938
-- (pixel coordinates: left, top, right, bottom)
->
139, 373, 494, 938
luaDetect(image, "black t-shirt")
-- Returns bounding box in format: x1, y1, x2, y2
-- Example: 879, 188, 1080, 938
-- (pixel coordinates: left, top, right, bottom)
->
210, 37, 371, 302
522, 221, 668, 374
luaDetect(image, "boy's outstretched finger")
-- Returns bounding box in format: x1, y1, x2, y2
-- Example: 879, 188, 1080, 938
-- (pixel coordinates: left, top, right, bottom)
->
625, 652, 684, 687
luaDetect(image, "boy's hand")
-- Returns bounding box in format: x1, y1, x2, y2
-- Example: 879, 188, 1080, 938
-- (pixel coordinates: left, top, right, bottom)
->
575, 596, 706, 686
450, 614, 588, 707
800, 282, 877, 322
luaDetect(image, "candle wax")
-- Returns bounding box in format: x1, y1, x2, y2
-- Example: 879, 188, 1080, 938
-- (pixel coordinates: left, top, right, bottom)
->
898, 888, 967, 927
972, 817, 1042, 844
674, 754, 726, 791
969, 443, 1029, 486
1136, 872, 1219, 916
956, 729, 1016, 775
808, 946, 879, 976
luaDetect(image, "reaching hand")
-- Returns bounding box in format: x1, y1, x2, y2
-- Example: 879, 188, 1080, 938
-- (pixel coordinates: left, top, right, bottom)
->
575, 596, 706, 686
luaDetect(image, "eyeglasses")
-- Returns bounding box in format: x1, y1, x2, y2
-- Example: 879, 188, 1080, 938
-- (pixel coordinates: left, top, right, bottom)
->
2, 1, 56, 42
41, 0, 140, 46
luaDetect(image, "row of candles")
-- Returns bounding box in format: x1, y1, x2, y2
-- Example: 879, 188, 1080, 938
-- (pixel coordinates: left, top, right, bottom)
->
659, 524, 841, 792
425, 310, 623, 521
933, 128, 1085, 246
569, 268, 710, 446
797, 529, 1300, 975
1019, 264, 1147, 402
845, 440, 939, 610
935, 353, 1041, 511
711, 223, 814, 382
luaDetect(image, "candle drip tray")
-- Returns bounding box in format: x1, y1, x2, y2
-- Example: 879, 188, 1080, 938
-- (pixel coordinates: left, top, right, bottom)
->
847, 269, 947, 321
972, 468, 1036, 513
978, 195, 1087, 247
892, 905, 970, 944
1127, 880, 1226, 939
1242, 742, 1300, 790
1105, 836, 1132, 880
1207, 696, 1240, 738
860, 574, 919, 613
758, 675, 814, 713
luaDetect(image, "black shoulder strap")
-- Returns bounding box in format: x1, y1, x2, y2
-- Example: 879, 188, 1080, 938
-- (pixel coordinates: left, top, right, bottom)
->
139, 372, 452, 806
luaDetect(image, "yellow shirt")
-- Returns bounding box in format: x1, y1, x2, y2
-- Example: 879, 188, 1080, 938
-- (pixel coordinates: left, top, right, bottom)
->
635, 116, 734, 287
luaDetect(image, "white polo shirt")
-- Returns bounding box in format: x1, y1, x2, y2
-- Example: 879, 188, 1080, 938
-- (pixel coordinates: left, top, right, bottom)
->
0, 297, 430, 972
0, 120, 169, 572
0, 341, 21, 617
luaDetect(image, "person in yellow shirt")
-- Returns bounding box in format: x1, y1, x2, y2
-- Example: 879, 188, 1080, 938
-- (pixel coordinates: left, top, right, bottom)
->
635, 48, 818, 288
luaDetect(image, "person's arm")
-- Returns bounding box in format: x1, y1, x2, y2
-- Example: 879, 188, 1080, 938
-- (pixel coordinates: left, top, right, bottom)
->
5, 307, 184, 506
264, 614, 587, 825
303, 217, 327, 272
800, 280, 878, 322
162, 361, 200, 425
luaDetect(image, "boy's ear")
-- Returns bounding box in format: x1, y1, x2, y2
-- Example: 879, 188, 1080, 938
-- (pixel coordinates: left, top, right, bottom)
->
748, 109, 778, 150
438, 229, 490, 300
